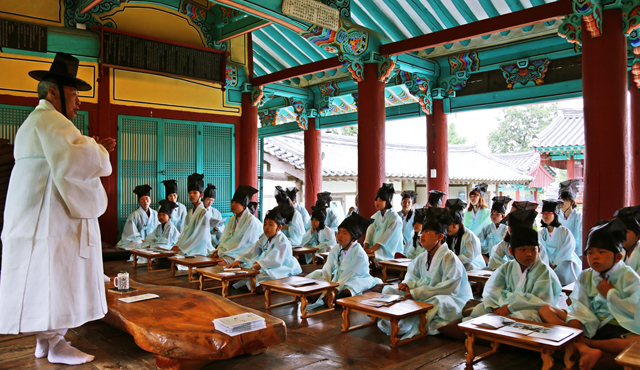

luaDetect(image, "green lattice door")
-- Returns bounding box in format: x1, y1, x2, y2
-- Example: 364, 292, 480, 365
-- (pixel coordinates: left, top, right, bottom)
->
163, 120, 198, 210
257, 137, 264, 220
203, 123, 234, 218
0, 104, 89, 143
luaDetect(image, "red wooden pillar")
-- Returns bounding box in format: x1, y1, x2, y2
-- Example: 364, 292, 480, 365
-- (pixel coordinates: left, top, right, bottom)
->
582, 8, 628, 264
515, 188, 520, 201
239, 92, 258, 191
534, 189, 539, 203
357, 63, 386, 218
304, 117, 322, 212
630, 71, 640, 204
566, 157, 575, 179
426, 99, 448, 201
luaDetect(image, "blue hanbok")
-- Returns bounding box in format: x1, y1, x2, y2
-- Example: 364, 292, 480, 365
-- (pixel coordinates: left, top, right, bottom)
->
330, 202, 345, 228
398, 210, 415, 249
364, 209, 404, 261
451, 229, 486, 270
464, 207, 491, 237
625, 243, 640, 275
295, 203, 311, 230
282, 209, 305, 246
561, 209, 583, 257
234, 231, 302, 289
169, 201, 188, 233
215, 208, 263, 264
325, 207, 340, 232
489, 239, 549, 270
207, 206, 225, 246
538, 226, 581, 286
174, 207, 213, 256
185, 203, 204, 227
141, 222, 180, 250
116, 207, 159, 250
479, 223, 508, 256
300, 226, 336, 264
467, 258, 561, 322
566, 261, 640, 338
405, 235, 425, 260
379, 243, 473, 338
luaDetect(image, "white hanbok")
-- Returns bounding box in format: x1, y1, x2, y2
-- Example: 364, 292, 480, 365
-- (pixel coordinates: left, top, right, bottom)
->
561, 209, 583, 257
538, 226, 581, 286
450, 229, 486, 270
170, 201, 188, 233
141, 222, 180, 250
116, 207, 159, 250
405, 234, 425, 260
282, 209, 305, 246
175, 207, 213, 256
364, 210, 404, 261
398, 210, 415, 249
207, 206, 225, 246
464, 207, 491, 237
0, 99, 111, 334
624, 242, 640, 275
488, 238, 549, 271
479, 223, 508, 256
300, 226, 336, 263
325, 207, 340, 233
295, 203, 311, 230
215, 208, 262, 264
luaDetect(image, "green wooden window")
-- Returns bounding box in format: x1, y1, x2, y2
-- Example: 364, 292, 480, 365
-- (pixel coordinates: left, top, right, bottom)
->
117, 115, 235, 234
0, 104, 89, 143
257, 137, 264, 220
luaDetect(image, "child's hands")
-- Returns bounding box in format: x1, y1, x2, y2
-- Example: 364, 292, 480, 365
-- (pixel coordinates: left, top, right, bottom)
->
171, 246, 180, 252
252, 262, 262, 270
493, 305, 511, 316
398, 283, 410, 292
211, 250, 219, 258
226, 261, 242, 268
597, 279, 614, 298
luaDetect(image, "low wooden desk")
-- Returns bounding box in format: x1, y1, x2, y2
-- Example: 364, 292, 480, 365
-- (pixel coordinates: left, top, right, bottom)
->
616, 341, 640, 370
318, 252, 330, 264
260, 277, 339, 318
104, 279, 286, 370
458, 314, 582, 370
466, 269, 493, 283
195, 266, 259, 298
562, 282, 575, 296
130, 249, 178, 272
292, 246, 319, 266
168, 255, 221, 283
336, 292, 434, 348
378, 260, 411, 282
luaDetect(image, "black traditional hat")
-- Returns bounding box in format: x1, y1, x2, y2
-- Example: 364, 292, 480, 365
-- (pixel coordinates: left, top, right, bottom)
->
275, 186, 289, 204
312, 199, 328, 211
231, 185, 259, 207
203, 183, 216, 199
559, 179, 580, 201
470, 183, 489, 197
317, 191, 332, 203
247, 201, 258, 214
422, 208, 453, 236
445, 198, 467, 224
614, 205, 640, 234
375, 183, 395, 209
311, 207, 327, 222
401, 190, 418, 203
187, 173, 205, 193
585, 218, 627, 254
413, 208, 428, 225
158, 199, 178, 215
133, 184, 152, 200
511, 201, 539, 212
285, 187, 299, 202
162, 179, 179, 197
265, 203, 291, 226
510, 226, 539, 249
29, 52, 92, 91
503, 209, 538, 228
338, 213, 374, 239
427, 190, 446, 207
491, 196, 512, 214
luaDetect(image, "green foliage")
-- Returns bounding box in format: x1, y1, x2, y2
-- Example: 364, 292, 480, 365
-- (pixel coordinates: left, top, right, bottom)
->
448, 123, 467, 145
328, 126, 358, 136
488, 104, 558, 153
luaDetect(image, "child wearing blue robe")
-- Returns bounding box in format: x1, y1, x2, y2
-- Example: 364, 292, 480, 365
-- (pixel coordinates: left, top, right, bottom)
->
142, 200, 180, 250
318, 192, 342, 232
162, 179, 188, 233
404, 208, 427, 259
398, 190, 417, 252
463, 183, 491, 236
539, 219, 640, 370
117, 184, 159, 250
478, 196, 511, 260
300, 208, 336, 264
286, 187, 311, 231
380, 208, 473, 338
614, 205, 640, 274
364, 183, 404, 262
468, 217, 561, 322
446, 199, 486, 270
212, 186, 262, 265
559, 179, 583, 256
171, 174, 213, 257
227, 203, 302, 291
306, 213, 381, 308
275, 186, 305, 245
539, 199, 581, 286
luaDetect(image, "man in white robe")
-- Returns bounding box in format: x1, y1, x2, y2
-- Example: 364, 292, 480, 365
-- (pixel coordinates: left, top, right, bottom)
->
0, 53, 116, 365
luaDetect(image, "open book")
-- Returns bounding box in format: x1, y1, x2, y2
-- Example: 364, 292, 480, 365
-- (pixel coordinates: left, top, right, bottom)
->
361, 294, 403, 307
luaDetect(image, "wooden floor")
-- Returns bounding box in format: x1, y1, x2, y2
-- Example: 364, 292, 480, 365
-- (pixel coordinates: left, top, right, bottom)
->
0, 258, 617, 370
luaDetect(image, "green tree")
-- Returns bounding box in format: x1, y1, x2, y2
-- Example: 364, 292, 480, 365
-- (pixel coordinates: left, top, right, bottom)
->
328, 126, 358, 136
448, 123, 467, 145
487, 104, 558, 153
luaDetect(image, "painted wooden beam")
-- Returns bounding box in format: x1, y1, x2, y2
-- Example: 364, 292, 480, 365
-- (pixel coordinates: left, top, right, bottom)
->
219, 17, 271, 42
379, 0, 573, 56
210, 0, 306, 32
252, 57, 342, 86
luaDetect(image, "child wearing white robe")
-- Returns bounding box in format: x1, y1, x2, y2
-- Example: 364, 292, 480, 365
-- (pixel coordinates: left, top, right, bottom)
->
364, 183, 404, 262
403, 208, 427, 259
539, 199, 581, 286
162, 179, 188, 233
446, 198, 485, 270
228, 202, 302, 291
398, 190, 417, 250
468, 214, 561, 322
539, 219, 640, 370
212, 187, 263, 265
380, 208, 473, 338
463, 183, 491, 236
614, 205, 640, 274
559, 179, 583, 256
171, 174, 213, 257
116, 184, 159, 250
142, 200, 180, 250
275, 186, 305, 246
318, 192, 342, 232
300, 208, 336, 264
478, 196, 511, 260
286, 187, 311, 231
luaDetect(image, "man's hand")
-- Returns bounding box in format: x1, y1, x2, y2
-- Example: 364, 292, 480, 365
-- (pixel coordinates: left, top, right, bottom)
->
94, 136, 117, 152
493, 305, 511, 316
211, 250, 219, 258
597, 279, 614, 298
398, 283, 410, 292
252, 262, 261, 270
226, 261, 242, 268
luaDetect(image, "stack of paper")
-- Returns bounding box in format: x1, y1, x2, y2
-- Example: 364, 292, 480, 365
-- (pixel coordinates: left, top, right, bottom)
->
218, 271, 249, 276
213, 313, 266, 336
390, 258, 412, 263
361, 294, 403, 307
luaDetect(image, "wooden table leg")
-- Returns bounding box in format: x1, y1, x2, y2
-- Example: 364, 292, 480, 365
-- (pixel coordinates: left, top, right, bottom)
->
199, 274, 204, 291
326, 288, 336, 309
221, 280, 229, 298
541, 348, 555, 370
564, 342, 577, 369
147, 258, 153, 272
133, 254, 137, 268
382, 266, 388, 283
171, 261, 175, 277
264, 287, 271, 309
341, 307, 351, 332
418, 312, 428, 336
188, 267, 193, 283
300, 294, 309, 317
390, 318, 400, 347
250, 276, 256, 294
465, 332, 476, 365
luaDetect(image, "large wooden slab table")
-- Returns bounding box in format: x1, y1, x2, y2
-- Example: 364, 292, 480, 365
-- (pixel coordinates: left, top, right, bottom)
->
616, 341, 640, 370
130, 249, 178, 272
195, 266, 259, 298
458, 314, 582, 370
336, 292, 434, 348
104, 279, 286, 370
168, 255, 221, 283
292, 246, 319, 266
260, 276, 339, 318
378, 260, 411, 282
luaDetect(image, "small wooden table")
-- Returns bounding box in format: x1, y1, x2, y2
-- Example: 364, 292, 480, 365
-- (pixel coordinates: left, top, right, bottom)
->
318, 252, 330, 264
292, 246, 319, 266
336, 292, 434, 348
616, 341, 640, 370
130, 249, 178, 272
104, 279, 286, 370
259, 276, 340, 318
378, 260, 411, 282
168, 255, 221, 282
458, 314, 582, 370
466, 269, 493, 283
195, 266, 259, 298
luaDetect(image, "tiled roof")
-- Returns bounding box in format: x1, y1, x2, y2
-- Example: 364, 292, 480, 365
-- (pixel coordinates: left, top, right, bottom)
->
493, 151, 541, 174
535, 109, 584, 148
264, 133, 533, 184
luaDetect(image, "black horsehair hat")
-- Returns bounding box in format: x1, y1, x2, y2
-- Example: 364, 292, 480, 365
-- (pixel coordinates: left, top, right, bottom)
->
491, 196, 512, 214
275, 186, 289, 204
470, 183, 488, 196
203, 184, 216, 199
401, 190, 418, 202
614, 205, 640, 235
187, 173, 205, 193
133, 184, 151, 199
158, 199, 178, 216
162, 180, 179, 197
586, 218, 627, 254
265, 202, 295, 226
559, 179, 580, 201
422, 208, 453, 236
338, 213, 374, 240
541, 199, 563, 214
29, 52, 92, 91
232, 185, 259, 208
428, 190, 446, 207
413, 208, 428, 225
445, 198, 466, 223
376, 183, 395, 208
285, 187, 299, 202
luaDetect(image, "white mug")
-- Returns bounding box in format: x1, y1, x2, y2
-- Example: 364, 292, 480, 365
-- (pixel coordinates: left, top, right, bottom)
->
114, 272, 129, 290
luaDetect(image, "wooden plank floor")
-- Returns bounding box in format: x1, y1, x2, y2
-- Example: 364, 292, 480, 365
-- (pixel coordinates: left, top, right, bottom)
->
0, 258, 609, 370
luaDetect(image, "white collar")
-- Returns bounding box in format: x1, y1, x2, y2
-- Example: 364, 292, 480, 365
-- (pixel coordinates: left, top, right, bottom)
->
626, 241, 639, 263
595, 260, 624, 282
516, 263, 533, 289
426, 243, 445, 272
